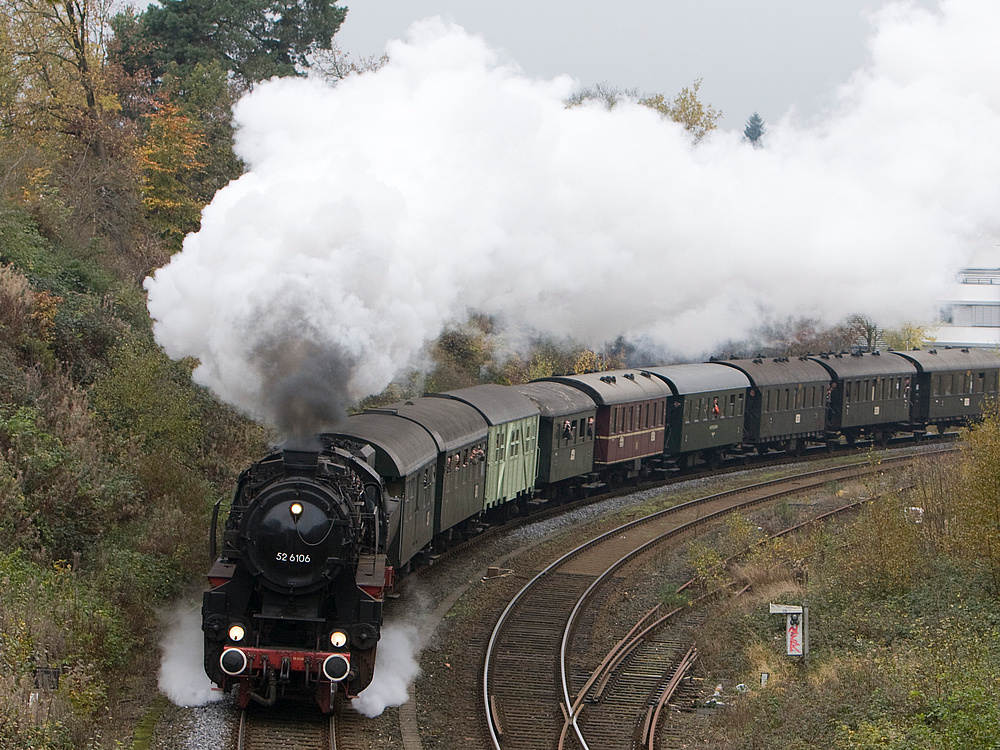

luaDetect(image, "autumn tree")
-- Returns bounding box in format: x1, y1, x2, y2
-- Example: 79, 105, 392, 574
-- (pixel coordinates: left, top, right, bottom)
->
640, 78, 721, 141
1, 0, 121, 158
881, 322, 934, 351
0, 0, 152, 264
138, 96, 205, 248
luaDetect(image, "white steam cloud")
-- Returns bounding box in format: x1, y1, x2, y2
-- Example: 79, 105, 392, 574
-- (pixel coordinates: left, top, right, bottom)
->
158, 602, 224, 706
351, 620, 427, 717
145, 0, 1000, 429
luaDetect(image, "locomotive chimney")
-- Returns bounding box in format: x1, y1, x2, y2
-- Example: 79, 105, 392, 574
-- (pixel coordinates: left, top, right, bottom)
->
282, 449, 320, 472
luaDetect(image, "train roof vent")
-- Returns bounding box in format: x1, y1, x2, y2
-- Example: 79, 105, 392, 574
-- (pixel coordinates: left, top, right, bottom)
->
623, 372, 635, 380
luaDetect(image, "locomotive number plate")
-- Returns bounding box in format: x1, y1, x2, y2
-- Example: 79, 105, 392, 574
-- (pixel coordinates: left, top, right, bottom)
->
276, 552, 311, 563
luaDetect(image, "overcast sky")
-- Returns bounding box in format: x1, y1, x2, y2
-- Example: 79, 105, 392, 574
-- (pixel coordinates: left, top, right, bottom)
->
335, 0, 936, 131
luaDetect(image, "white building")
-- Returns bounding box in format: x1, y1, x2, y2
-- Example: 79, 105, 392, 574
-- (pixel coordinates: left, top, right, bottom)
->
928, 268, 1000, 348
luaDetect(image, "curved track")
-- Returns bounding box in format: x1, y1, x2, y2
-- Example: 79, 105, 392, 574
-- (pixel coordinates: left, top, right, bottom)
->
482, 452, 934, 750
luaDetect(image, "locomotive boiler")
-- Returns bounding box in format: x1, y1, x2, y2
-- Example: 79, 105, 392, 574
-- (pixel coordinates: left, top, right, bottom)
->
202, 441, 392, 712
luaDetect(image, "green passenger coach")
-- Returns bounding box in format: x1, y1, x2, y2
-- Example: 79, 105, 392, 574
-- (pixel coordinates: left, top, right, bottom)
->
430, 385, 540, 511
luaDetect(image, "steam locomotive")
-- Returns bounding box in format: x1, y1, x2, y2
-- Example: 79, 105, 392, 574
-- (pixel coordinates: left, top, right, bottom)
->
201, 442, 391, 712
202, 346, 1000, 711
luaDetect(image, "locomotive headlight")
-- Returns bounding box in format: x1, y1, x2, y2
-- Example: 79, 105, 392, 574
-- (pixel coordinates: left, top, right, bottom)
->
228, 623, 246, 642
220, 648, 248, 676
322, 653, 350, 682
329, 630, 348, 648
289, 501, 304, 520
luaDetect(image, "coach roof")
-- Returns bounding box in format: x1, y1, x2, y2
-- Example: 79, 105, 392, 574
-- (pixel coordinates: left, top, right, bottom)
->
542, 370, 675, 406
431, 384, 538, 425
889, 347, 1000, 373
643, 363, 751, 394
808, 351, 914, 378
365, 397, 486, 453
515, 381, 598, 417
714, 357, 831, 388
328, 412, 437, 476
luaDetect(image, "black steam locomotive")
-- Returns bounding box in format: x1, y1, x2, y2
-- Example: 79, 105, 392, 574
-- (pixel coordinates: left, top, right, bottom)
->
202, 441, 392, 712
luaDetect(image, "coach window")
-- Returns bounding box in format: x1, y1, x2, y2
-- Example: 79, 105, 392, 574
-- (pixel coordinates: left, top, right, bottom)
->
977, 372, 986, 393
684, 400, 691, 424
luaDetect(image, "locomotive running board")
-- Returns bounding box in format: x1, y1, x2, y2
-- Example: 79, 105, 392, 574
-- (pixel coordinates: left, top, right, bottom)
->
355, 554, 386, 588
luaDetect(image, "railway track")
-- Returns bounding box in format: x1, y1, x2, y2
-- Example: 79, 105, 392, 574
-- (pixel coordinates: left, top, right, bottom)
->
482, 452, 935, 750
236, 704, 333, 750
221, 446, 950, 750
